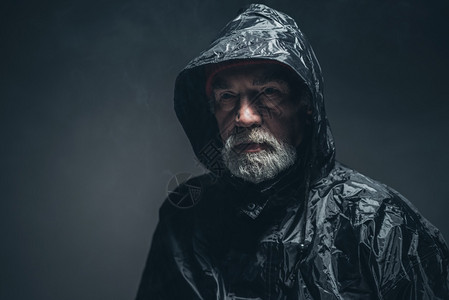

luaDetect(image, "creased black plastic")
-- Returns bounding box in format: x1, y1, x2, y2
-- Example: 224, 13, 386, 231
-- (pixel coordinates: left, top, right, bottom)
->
136, 4, 449, 299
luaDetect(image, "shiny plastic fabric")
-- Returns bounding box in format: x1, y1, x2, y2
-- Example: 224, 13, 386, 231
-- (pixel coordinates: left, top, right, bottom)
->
136, 4, 449, 299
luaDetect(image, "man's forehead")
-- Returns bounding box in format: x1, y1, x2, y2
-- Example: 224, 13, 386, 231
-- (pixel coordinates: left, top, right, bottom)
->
211, 64, 292, 89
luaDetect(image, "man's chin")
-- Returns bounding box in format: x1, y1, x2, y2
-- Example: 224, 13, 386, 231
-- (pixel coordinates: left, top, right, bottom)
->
222, 129, 297, 184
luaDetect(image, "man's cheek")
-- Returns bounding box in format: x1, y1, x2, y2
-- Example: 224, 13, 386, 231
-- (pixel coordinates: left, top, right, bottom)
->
220, 126, 232, 142
216, 116, 233, 139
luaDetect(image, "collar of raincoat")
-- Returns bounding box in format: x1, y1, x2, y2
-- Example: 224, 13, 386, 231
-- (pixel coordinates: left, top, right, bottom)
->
174, 3, 336, 187
225, 159, 307, 219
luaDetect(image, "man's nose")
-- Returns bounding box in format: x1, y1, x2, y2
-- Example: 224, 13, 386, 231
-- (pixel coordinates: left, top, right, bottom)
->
235, 97, 262, 127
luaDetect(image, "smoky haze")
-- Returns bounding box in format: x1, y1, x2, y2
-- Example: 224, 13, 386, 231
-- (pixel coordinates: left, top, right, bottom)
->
1, 0, 448, 299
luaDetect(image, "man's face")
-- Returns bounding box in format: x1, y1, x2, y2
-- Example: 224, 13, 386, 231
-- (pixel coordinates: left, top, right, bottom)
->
211, 63, 308, 183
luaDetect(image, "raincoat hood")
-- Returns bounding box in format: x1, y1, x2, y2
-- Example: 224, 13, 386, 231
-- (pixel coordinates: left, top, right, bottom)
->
174, 3, 335, 182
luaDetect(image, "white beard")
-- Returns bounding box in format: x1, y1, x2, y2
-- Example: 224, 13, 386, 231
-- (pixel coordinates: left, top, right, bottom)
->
221, 127, 297, 184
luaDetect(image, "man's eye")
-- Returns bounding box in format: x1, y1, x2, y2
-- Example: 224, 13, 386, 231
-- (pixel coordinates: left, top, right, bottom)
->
219, 93, 236, 101
263, 87, 280, 96
257, 87, 286, 110
214, 92, 237, 111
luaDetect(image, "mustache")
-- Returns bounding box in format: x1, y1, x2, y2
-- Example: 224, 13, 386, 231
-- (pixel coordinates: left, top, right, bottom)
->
226, 127, 278, 148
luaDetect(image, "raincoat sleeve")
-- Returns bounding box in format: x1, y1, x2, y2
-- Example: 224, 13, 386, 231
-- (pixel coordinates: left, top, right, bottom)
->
135, 202, 198, 300
358, 194, 449, 299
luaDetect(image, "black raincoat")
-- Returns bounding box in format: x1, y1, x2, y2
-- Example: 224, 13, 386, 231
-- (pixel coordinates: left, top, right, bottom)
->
136, 4, 449, 299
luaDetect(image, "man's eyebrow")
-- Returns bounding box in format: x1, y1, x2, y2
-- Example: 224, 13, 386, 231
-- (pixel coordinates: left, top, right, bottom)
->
252, 74, 287, 86
211, 79, 229, 90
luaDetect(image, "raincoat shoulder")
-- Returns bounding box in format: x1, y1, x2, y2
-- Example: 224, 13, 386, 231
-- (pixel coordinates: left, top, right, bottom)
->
311, 162, 449, 299
135, 174, 222, 300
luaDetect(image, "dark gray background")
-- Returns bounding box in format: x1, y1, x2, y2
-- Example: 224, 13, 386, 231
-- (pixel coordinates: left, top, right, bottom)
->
1, 0, 448, 299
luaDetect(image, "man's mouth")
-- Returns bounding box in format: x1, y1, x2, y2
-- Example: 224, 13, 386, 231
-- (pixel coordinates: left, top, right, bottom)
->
233, 142, 269, 154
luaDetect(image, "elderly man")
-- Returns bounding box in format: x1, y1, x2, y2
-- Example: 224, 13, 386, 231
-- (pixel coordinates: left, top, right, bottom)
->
136, 4, 449, 299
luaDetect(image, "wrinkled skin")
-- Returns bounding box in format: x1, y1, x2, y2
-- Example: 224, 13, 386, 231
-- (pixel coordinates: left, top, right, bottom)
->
211, 64, 305, 148
136, 4, 449, 300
